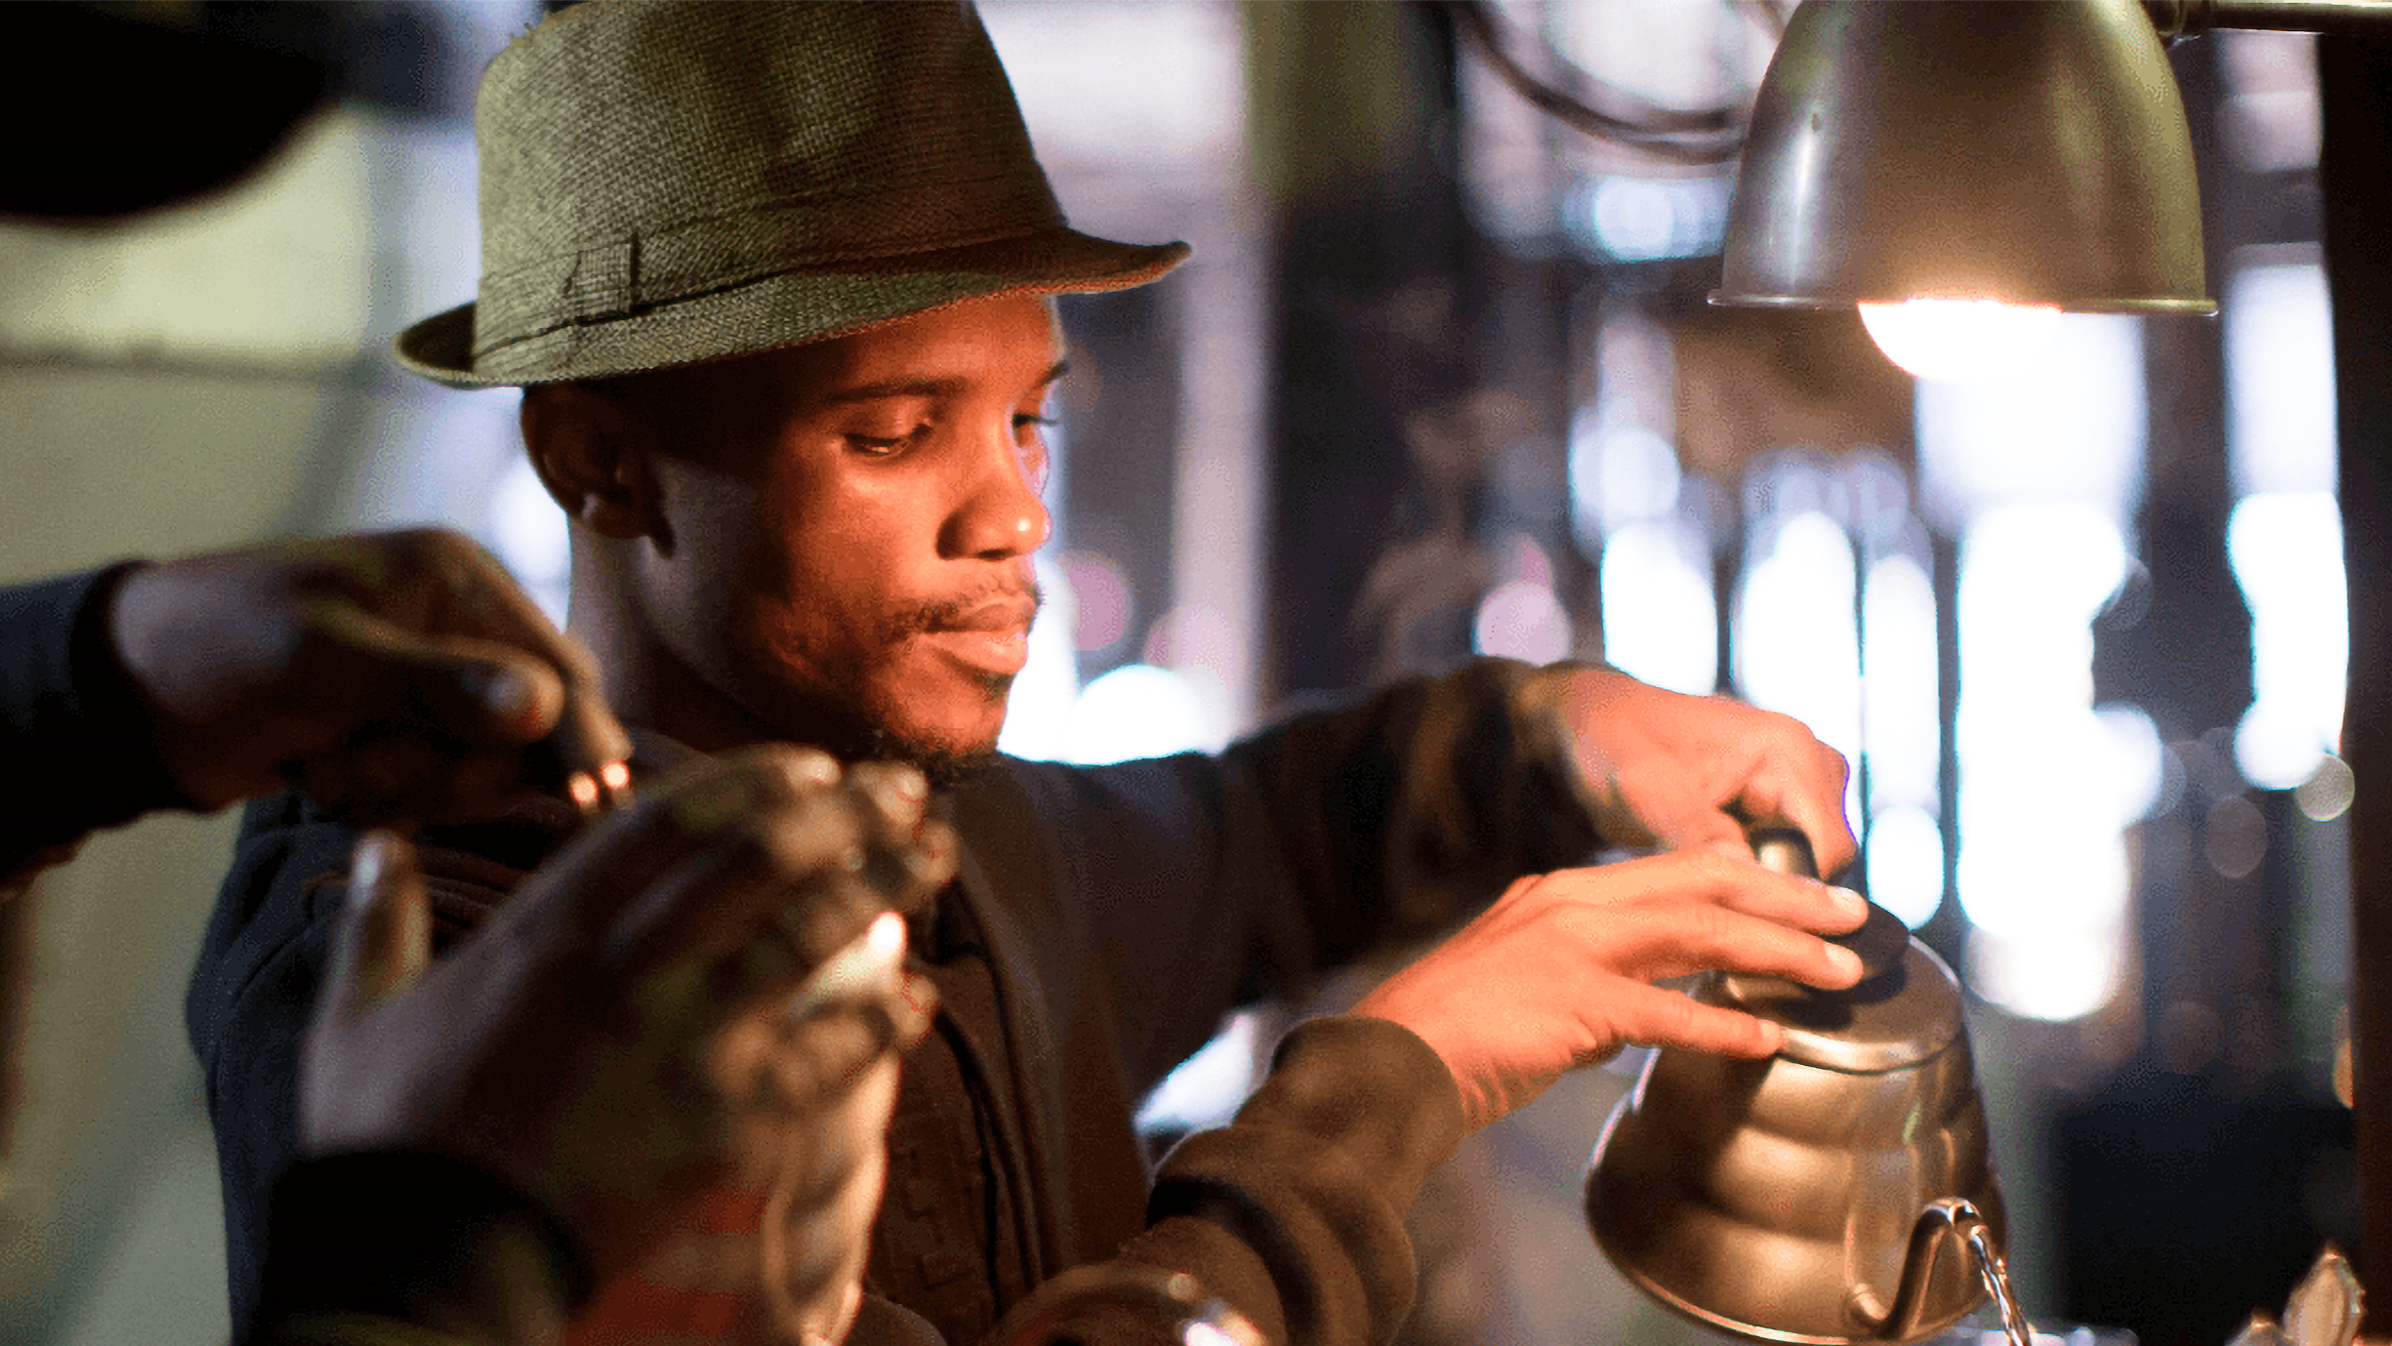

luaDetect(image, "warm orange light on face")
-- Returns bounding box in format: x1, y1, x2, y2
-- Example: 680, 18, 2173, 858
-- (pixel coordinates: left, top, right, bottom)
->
1858, 297, 2064, 383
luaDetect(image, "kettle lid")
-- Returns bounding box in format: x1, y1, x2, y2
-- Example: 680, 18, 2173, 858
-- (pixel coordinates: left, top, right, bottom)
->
1713, 902, 1965, 1073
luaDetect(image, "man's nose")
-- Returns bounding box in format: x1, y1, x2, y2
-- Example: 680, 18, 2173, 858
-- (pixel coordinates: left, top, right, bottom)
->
942, 434, 1051, 559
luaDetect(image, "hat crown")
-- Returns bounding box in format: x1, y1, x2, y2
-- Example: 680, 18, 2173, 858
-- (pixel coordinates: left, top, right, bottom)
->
471, 1, 1064, 360
394, 0, 1187, 388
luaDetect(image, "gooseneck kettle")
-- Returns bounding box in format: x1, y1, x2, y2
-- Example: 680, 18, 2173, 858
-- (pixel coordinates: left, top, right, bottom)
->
1584, 829, 2031, 1346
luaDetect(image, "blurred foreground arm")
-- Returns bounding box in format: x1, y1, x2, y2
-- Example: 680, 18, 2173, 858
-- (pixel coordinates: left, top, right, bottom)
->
249, 747, 950, 1346
2, 528, 629, 888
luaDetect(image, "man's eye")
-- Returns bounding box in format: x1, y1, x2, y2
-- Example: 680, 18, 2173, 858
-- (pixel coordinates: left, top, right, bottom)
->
846, 427, 922, 455
1014, 414, 1057, 436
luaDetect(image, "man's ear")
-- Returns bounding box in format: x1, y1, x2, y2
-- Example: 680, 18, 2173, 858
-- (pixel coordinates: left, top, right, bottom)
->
519, 383, 668, 546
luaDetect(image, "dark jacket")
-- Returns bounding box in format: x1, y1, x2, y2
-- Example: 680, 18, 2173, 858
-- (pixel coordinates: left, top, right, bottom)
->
189, 658, 1604, 1345
0, 564, 188, 888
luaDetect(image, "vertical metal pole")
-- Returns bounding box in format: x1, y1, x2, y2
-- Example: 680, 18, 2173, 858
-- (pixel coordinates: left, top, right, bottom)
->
2318, 30, 2392, 1303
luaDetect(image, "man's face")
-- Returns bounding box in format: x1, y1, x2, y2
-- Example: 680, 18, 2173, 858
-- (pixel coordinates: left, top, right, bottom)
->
637, 294, 1062, 765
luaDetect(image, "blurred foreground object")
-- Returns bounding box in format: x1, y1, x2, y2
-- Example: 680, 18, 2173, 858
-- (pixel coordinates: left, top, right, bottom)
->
2228, 1247, 2364, 1346
993, 1264, 1266, 1346
263, 750, 951, 1345
0, 2, 327, 220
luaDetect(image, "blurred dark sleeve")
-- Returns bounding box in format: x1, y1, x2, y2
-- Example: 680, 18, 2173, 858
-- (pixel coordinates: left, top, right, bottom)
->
244, 1151, 586, 1346
0, 565, 193, 889
1001, 1015, 1465, 1346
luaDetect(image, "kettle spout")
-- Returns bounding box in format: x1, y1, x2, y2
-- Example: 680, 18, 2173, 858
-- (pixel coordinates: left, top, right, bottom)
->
1855, 1198, 2034, 1346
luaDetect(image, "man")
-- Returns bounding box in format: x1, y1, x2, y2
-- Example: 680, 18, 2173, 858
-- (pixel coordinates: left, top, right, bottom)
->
188, 6, 1867, 1345
0, 531, 933, 1346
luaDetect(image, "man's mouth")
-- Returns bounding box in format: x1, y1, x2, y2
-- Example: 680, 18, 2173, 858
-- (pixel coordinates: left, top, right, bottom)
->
914, 592, 1039, 678
931, 595, 1040, 635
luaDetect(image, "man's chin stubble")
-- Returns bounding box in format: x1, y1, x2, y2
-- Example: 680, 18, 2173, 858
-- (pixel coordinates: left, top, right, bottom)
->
839, 670, 1014, 790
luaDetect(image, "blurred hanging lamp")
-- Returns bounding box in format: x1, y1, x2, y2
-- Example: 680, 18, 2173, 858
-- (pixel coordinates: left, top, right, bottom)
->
1712, 0, 2392, 380
1713, 0, 2214, 380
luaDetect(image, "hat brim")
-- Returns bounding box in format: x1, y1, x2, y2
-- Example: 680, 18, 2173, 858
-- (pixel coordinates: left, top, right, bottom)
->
395, 228, 1190, 390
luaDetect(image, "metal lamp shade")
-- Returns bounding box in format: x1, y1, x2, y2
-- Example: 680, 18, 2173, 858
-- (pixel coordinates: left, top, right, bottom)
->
1714, 0, 2216, 315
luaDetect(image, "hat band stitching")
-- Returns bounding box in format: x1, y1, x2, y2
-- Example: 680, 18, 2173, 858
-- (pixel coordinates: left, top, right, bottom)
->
468, 227, 1124, 364
472, 185, 1067, 357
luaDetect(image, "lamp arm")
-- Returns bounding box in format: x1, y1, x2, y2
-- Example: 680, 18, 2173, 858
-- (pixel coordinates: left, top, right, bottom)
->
1432, 0, 1751, 166
2147, 0, 2392, 39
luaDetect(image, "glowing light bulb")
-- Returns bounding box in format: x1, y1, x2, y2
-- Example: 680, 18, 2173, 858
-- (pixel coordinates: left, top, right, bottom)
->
1858, 297, 2063, 383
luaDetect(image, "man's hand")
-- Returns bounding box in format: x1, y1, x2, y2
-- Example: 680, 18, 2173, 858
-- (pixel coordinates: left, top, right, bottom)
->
1554, 666, 1858, 878
107, 527, 628, 822
1352, 854, 1868, 1132
301, 746, 949, 1306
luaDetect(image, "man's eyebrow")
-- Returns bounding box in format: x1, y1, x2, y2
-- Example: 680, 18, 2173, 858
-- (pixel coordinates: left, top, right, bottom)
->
823, 360, 1071, 406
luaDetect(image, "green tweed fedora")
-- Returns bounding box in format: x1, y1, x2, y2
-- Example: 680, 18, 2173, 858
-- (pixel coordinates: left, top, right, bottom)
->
396, 0, 1189, 389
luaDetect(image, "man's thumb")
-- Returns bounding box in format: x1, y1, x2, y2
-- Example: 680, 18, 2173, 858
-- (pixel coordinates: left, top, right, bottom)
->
330, 830, 432, 1016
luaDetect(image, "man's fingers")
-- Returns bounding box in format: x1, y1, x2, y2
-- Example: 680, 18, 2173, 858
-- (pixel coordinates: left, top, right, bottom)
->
604, 774, 954, 988
1633, 858, 1868, 987
1588, 851, 1864, 933
326, 530, 636, 774
1610, 981, 1785, 1059
888, 968, 939, 1048
329, 830, 432, 1017
1627, 899, 1864, 991
712, 967, 933, 1118
759, 1055, 898, 1346
303, 602, 570, 747
1629, 780, 1749, 858
1722, 739, 1859, 880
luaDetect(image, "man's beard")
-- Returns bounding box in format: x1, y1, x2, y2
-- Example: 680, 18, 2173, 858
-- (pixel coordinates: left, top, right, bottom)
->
853, 717, 1003, 791
808, 580, 1040, 789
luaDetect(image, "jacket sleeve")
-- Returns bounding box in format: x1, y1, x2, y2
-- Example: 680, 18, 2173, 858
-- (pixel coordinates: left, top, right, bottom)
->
966, 657, 1603, 1096
0, 564, 192, 888
187, 791, 555, 1332
186, 792, 373, 1330
993, 1015, 1466, 1346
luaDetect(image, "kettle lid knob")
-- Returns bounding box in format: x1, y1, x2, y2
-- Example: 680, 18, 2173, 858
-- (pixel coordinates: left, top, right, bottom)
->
1732, 824, 1964, 1072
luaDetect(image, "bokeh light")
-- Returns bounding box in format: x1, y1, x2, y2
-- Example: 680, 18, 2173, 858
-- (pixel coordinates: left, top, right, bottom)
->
2095, 704, 2168, 826
2202, 794, 2269, 881
1951, 505, 2132, 1017
1866, 805, 1945, 929
1861, 551, 1941, 814
2296, 754, 2356, 823
1473, 580, 1573, 664
1967, 921, 2124, 1024
1065, 663, 1211, 765
2227, 492, 2346, 789
1600, 518, 1717, 695
1059, 547, 1134, 654
1736, 508, 1862, 821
